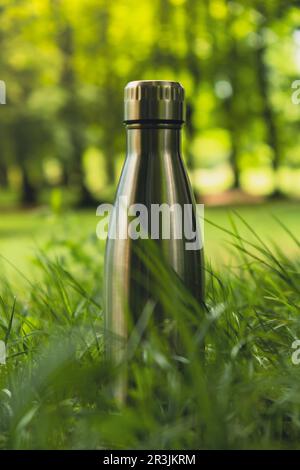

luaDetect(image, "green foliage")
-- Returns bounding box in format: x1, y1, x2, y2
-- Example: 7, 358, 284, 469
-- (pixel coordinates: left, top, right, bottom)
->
0, 217, 300, 449
1, 0, 300, 203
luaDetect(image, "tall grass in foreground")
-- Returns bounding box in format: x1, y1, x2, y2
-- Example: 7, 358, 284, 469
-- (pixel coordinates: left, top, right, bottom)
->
0, 215, 300, 449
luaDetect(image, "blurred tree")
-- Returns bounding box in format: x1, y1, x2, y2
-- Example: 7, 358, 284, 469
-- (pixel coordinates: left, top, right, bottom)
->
254, 6, 281, 181
6, 62, 46, 206
184, 0, 201, 175
0, 0, 300, 205
223, 0, 241, 189
52, 0, 96, 206
95, 3, 120, 186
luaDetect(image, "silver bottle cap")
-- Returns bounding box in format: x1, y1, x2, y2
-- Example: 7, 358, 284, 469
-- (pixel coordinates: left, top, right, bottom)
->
124, 80, 184, 122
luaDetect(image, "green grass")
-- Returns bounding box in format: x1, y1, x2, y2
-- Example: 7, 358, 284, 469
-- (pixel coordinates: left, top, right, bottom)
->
0, 204, 300, 449
1, 201, 300, 286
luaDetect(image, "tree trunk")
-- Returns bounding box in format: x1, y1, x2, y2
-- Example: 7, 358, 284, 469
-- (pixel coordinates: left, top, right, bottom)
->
0, 161, 8, 188
104, 152, 115, 186
72, 141, 96, 207
20, 165, 37, 206
255, 43, 280, 172
224, 10, 240, 190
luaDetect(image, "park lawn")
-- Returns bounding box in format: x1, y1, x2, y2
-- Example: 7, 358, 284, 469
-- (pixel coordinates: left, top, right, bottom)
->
0, 200, 299, 449
1, 200, 300, 285
0, 200, 300, 449
1, 200, 300, 288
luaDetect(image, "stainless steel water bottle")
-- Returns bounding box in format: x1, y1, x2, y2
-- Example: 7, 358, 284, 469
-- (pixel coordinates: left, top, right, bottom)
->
104, 80, 204, 366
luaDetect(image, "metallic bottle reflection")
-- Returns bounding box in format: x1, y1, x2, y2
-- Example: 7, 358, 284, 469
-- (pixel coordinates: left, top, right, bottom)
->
104, 81, 205, 394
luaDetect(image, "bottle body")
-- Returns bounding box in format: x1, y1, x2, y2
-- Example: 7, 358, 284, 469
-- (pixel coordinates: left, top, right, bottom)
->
104, 122, 204, 360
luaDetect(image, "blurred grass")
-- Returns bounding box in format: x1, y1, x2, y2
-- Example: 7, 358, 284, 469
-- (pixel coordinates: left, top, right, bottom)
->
1, 201, 300, 288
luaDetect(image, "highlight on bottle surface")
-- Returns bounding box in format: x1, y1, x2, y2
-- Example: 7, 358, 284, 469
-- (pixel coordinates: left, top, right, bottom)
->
103, 81, 205, 384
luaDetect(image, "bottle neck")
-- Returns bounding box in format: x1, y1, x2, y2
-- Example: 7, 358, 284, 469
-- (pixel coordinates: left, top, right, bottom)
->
125, 122, 182, 157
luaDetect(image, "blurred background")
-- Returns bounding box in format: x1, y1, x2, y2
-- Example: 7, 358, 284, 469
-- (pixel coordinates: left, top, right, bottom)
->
1, 0, 300, 281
